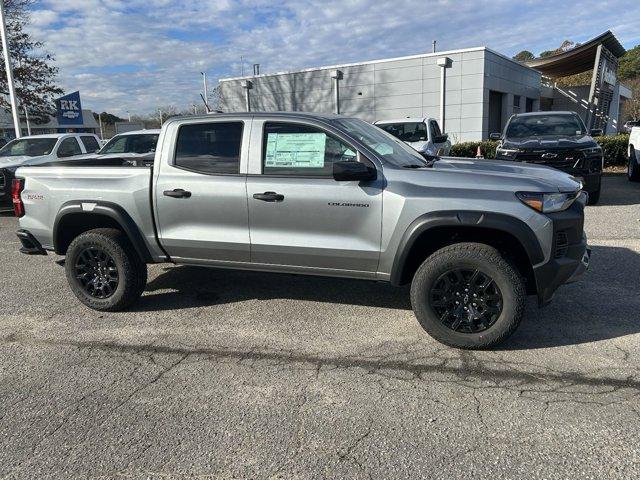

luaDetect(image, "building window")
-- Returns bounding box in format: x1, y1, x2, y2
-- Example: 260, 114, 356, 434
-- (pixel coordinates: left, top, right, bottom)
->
526, 98, 535, 113
513, 95, 521, 113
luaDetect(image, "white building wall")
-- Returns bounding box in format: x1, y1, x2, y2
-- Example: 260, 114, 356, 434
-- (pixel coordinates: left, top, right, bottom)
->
218, 47, 541, 142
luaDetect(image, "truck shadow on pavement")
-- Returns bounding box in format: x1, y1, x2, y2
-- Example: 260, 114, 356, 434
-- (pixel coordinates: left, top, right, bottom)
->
137, 244, 639, 350
594, 173, 640, 206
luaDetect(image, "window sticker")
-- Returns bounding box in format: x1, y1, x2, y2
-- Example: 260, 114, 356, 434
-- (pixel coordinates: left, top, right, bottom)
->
265, 133, 326, 168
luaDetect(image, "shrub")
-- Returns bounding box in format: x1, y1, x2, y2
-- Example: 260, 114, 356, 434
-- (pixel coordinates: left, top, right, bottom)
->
449, 141, 498, 159
595, 134, 629, 167
448, 135, 630, 167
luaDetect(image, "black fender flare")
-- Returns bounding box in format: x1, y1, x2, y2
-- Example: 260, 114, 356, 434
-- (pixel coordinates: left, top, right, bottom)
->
53, 201, 153, 263
390, 210, 544, 285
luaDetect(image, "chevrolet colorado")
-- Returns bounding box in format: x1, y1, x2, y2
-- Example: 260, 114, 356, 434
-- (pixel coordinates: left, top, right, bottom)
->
13, 112, 590, 349
491, 111, 603, 205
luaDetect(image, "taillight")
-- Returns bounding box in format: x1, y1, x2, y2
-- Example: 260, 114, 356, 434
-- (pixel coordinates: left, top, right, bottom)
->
11, 178, 25, 217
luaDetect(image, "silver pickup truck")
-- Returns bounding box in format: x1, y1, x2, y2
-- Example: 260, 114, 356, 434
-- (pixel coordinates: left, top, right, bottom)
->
13, 112, 590, 349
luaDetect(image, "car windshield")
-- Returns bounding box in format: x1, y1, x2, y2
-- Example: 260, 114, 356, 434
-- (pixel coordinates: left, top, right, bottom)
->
377, 122, 428, 142
331, 118, 427, 167
0, 138, 57, 157
99, 133, 159, 154
506, 114, 585, 138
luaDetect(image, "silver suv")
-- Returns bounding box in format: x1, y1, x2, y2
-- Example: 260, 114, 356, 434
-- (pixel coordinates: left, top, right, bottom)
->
13, 112, 590, 349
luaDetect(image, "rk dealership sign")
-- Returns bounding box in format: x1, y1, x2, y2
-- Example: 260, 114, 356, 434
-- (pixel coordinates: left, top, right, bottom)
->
56, 91, 84, 126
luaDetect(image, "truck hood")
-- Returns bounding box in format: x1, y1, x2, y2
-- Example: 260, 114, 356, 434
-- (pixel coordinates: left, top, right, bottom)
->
502, 134, 597, 150
432, 156, 581, 192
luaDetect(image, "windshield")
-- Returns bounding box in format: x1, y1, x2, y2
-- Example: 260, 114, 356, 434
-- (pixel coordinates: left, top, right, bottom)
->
0, 138, 57, 157
506, 114, 585, 138
377, 122, 427, 142
331, 118, 427, 167
99, 133, 159, 154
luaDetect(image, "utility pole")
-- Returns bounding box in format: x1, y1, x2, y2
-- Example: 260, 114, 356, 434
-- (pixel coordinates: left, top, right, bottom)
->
127, 110, 131, 122
240, 56, 244, 76
158, 109, 163, 126
193, 104, 197, 115
0, 1, 21, 138
23, 105, 31, 136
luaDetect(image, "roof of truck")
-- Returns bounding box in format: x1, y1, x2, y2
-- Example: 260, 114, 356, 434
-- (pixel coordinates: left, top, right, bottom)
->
169, 112, 345, 122
14, 133, 97, 140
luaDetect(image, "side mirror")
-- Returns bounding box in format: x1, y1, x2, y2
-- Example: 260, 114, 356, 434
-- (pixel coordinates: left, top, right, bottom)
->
489, 132, 502, 141
433, 134, 448, 143
333, 160, 376, 182
590, 129, 603, 137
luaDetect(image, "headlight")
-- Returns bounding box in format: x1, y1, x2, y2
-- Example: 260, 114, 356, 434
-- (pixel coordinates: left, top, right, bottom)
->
580, 146, 602, 156
496, 147, 519, 159
516, 191, 579, 213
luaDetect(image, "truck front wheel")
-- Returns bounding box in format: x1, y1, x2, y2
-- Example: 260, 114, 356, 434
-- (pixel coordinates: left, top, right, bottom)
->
65, 228, 147, 311
410, 242, 526, 349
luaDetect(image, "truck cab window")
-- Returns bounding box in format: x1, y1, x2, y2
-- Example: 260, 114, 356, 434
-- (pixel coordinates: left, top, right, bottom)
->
262, 122, 356, 176
57, 138, 82, 157
175, 122, 243, 175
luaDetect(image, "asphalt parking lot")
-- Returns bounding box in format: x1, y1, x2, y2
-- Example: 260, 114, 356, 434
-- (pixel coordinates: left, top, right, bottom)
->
0, 173, 639, 478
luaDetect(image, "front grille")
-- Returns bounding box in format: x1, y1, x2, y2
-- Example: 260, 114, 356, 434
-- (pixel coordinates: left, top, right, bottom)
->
514, 150, 584, 169
554, 231, 569, 259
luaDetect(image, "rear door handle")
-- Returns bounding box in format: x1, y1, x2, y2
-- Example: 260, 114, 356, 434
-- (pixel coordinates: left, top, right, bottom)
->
253, 191, 284, 202
163, 189, 191, 198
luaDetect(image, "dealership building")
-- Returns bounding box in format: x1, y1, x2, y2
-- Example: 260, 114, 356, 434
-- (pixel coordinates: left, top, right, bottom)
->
218, 31, 631, 142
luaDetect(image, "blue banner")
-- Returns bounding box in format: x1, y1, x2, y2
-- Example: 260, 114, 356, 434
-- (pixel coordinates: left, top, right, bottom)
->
56, 91, 84, 126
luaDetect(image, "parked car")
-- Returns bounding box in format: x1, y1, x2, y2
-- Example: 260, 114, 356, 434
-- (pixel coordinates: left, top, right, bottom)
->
628, 126, 640, 182
98, 129, 160, 156
375, 118, 451, 156
55, 130, 161, 168
623, 120, 639, 134
13, 112, 589, 349
491, 111, 603, 205
0, 133, 100, 211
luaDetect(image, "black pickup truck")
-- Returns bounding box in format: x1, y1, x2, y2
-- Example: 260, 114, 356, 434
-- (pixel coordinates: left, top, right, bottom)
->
491, 111, 603, 205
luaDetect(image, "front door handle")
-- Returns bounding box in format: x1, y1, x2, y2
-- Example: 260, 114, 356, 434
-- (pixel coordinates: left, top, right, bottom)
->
163, 189, 191, 198
253, 191, 284, 202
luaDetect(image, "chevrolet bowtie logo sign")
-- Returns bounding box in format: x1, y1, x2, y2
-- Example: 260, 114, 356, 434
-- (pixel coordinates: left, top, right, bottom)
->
56, 91, 84, 126
541, 153, 558, 159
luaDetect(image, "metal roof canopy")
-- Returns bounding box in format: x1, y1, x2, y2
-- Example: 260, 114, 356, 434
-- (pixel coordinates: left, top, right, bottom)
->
525, 31, 625, 78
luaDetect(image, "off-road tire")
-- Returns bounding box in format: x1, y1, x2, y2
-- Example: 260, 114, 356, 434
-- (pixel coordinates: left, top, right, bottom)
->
586, 187, 601, 205
628, 148, 640, 182
410, 242, 526, 349
65, 228, 147, 311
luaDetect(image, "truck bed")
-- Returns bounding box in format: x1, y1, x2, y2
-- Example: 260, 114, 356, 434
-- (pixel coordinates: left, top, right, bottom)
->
15, 165, 160, 257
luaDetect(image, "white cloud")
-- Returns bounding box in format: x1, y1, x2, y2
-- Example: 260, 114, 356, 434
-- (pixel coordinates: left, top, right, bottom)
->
24, 0, 640, 116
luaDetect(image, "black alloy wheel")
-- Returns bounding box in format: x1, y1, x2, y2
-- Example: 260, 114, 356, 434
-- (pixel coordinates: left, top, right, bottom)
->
75, 246, 119, 299
429, 268, 503, 333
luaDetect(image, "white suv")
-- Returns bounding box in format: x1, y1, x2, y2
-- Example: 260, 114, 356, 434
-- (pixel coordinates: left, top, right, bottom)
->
375, 118, 451, 156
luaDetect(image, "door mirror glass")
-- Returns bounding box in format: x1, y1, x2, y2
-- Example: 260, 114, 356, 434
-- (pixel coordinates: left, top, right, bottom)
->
333, 159, 376, 182
489, 132, 502, 141
433, 134, 448, 143
590, 129, 603, 137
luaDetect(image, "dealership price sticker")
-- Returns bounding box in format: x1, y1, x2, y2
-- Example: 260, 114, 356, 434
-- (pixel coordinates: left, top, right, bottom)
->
265, 133, 326, 168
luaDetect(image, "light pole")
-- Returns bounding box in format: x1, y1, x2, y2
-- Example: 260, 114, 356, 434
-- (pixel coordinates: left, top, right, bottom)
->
23, 105, 30, 136
98, 112, 104, 140
0, 1, 21, 138
127, 111, 131, 122
200, 72, 209, 112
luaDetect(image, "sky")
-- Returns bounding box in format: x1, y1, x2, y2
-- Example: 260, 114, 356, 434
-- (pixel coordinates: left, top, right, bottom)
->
26, 0, 640, 117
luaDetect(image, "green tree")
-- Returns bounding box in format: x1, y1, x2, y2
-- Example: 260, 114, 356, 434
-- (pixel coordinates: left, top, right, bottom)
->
0, 0, 63, 120
92, 112, 125, 125
512, 50, 534, 62
619, 44, 640, 82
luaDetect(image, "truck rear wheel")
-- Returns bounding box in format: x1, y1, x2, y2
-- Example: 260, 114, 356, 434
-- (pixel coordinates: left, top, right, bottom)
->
65, 228, 147, 311
410, 242, 526, 349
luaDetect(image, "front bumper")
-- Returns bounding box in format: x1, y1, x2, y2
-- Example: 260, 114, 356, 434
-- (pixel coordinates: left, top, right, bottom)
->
532, 197, 590, 306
